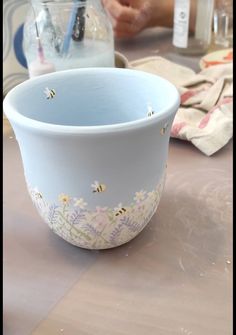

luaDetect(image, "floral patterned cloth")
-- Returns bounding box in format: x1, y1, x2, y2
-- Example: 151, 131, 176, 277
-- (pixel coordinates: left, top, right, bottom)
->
130, 56, 233, 156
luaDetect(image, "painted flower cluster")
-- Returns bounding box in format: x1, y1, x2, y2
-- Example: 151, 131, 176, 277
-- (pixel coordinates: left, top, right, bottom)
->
28, 173, 166, 249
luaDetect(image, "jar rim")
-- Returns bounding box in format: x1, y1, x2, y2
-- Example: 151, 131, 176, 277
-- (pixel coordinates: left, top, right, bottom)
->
31, 0, 91, 4
32, 0, 87, 1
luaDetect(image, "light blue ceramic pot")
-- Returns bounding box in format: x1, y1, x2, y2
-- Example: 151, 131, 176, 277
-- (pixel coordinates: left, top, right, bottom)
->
3, 68, 180, 249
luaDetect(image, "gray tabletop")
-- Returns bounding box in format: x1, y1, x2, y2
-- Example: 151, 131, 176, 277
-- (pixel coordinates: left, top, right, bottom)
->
3, 28, 232, 335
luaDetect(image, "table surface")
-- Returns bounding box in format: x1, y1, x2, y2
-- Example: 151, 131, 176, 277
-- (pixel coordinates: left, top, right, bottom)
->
3, 27, 233, 335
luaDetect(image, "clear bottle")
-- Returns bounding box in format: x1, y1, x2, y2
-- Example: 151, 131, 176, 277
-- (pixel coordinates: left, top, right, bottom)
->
23, 0, 115, 77
213, 0, 233, 48
173, 0, 214, 55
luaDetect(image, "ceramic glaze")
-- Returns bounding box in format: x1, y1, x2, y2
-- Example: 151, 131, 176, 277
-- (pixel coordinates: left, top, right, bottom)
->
3, 68, 180, 249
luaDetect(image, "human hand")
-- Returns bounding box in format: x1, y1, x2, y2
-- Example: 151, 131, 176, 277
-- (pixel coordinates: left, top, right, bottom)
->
102, 0, 152, 38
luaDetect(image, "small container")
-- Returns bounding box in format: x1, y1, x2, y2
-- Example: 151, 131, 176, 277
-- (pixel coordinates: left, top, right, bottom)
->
23, 0, 115, 77
213, 0, 233, 48
173, 0, 214, 55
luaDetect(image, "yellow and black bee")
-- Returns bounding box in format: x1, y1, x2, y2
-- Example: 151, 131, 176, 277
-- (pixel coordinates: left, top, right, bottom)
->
91, 181, 106, 193
160, 122, 169, 135
115, 207, 127, 217
147, 105, 155, 117
44, 87, 56, 100
147, 111, 155, 117
35, 192, 43, 199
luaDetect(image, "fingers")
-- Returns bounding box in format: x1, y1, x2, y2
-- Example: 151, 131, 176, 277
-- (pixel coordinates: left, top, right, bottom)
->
119, 0, 130, 5
102, 0, 150, 38
114, 29, 138, 38
102, 0, 140, 23
109, 15, 138, 35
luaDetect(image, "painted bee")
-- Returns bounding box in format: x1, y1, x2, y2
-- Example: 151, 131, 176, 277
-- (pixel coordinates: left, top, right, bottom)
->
114, 204, 127, 217
160, 122, 169, 135
147, 105, 155, 117
91, 181, 106, 193
34, 191, 43, 199
44, 87, 56, 100
115, 207, 127, 216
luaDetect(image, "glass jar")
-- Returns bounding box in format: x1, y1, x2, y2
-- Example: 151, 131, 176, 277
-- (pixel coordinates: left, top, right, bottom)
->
172, 0, 214, 55
213, 0, 233, 48
23, 0, 115, 77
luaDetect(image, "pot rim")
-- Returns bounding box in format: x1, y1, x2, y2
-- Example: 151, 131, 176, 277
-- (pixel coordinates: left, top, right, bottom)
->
3, 67, 180, 135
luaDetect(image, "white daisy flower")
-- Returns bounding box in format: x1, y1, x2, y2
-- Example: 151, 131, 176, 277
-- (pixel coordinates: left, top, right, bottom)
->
74, 198, 87, 209
134, 190, 146, 203
58, 193, 71, 205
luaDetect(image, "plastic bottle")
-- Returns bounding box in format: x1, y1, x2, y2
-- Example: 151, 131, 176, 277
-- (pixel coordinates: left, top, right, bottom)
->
173, 0, 214, 55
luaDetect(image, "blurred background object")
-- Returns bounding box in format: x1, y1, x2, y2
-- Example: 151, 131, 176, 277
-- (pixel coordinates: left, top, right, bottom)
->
213, 0, 233, 48
3, 0, 29, 96
3, 0, 115, 94
23, 0, 115, 78
173, 0, 214, 55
